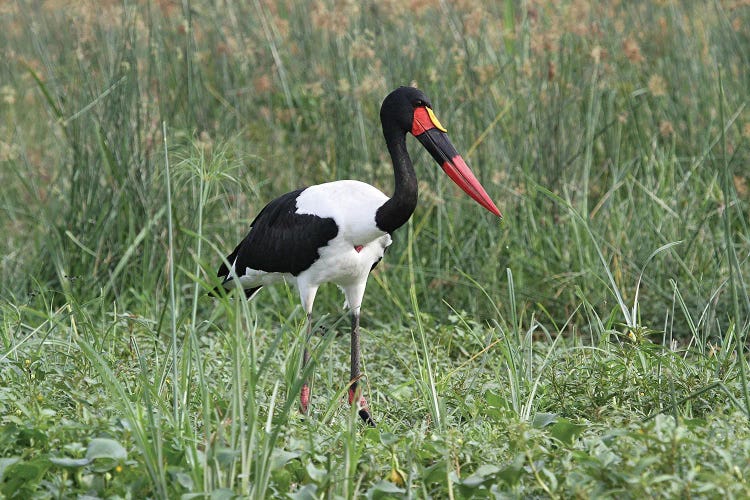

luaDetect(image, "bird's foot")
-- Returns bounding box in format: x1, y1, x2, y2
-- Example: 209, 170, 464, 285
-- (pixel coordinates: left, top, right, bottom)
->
311, 325, 345, 338
359, 408, 376, 427
348, 387, 376, 427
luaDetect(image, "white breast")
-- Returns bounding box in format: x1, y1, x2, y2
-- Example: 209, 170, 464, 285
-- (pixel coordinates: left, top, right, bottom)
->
303, 232, 392, 287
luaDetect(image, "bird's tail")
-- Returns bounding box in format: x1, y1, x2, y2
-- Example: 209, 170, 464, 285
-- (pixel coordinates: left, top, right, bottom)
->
208, 282, 262, 300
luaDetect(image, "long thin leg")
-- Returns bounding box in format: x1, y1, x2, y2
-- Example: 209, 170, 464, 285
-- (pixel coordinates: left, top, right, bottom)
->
300, 313, 312, 414
349, 309, 375, 426
298, 283, 319, 416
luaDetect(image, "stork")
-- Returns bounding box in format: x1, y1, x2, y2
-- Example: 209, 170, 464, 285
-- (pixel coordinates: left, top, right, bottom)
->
214, 86, 502, 425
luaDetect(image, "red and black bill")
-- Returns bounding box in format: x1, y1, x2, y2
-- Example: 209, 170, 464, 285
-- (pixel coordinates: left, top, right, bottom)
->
412, 106, 502, 218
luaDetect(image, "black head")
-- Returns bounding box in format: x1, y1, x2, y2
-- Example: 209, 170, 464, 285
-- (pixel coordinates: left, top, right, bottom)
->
380, 86, 433, 133
378, 86, 504, 218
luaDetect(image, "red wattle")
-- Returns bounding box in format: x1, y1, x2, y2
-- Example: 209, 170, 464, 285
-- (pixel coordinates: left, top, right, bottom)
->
411, 107, 435, 136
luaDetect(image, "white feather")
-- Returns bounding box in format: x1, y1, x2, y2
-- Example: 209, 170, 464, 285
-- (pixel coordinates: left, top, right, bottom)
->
296, 180, 389, 245
230, 180, 393, 311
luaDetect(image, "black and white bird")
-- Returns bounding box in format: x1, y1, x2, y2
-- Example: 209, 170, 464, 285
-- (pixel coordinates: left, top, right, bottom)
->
214, 86, 502, 425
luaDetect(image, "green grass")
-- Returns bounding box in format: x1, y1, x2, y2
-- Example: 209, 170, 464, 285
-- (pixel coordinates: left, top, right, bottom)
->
2, 0, 750, 497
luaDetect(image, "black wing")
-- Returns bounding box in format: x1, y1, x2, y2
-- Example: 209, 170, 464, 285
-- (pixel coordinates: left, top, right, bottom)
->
217, 188, 339, 280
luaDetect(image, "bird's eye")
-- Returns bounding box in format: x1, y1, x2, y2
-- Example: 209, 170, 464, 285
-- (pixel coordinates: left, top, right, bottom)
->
414, 100, 425, 107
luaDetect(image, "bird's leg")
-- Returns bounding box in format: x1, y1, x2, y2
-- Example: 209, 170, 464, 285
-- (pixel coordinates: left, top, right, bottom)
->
349, 309, 375, 426
300, 313, 312, 415
298, 285, 320, 416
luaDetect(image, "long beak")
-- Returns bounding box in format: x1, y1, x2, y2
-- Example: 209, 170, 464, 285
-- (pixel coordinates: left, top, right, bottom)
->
413, 107, 502, 218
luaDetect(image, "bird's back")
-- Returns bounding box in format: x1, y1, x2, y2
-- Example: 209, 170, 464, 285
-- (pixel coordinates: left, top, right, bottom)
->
295, 180, 390, 243
217, 180, 391, 291
218, 188, 338, 281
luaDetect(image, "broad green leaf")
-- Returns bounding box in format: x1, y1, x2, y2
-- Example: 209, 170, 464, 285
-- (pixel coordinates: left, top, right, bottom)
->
270, 448, 300, 470
532, 412, 558, 429
550, 418, 588, 445
366, 480, 406, 500
213, 447, 240, 466
462, 464, 501, 487
422, 459, 448, 485
1, 458, 51, 497
306, 462, 326, 482
289, 484, 318, 500
497, 454, 525, 486
210, 488, 237, 500
379, 431, 399, 446
169, 469, 194, 490
85, 438, 127, 461
0, 457, 20, 480
49, 457, 91, 468
485, 390, 505, 409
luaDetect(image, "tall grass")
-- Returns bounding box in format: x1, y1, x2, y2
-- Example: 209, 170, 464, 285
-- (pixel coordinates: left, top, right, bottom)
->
1, 0, 750, 497
3, 1, 748, 328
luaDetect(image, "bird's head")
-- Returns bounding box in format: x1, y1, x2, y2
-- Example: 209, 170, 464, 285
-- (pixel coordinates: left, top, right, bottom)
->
380, 86, 435, 132
380, 86, 502, 218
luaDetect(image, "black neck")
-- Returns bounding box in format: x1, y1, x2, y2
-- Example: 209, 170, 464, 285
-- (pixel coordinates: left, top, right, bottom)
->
375, 127, 418, 234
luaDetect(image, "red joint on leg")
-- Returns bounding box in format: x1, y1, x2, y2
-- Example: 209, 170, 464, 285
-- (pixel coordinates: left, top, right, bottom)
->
358, 395, 369, 412
300, 384, 310, 413
348, 388, 369, 411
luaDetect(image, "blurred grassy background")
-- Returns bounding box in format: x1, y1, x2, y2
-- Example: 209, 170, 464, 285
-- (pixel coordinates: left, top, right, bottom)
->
2, 0, 748, 336
2, 0, 750, 496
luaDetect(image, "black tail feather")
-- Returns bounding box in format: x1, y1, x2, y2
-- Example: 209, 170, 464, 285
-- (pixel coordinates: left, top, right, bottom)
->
208, 282, 262, 300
